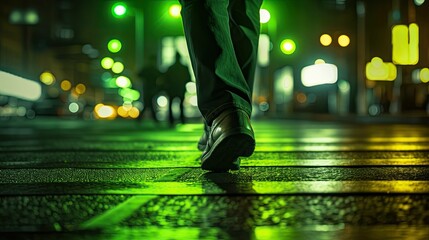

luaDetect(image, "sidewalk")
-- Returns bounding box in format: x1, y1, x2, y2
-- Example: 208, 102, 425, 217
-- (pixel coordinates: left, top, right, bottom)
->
1, 118, 429, 239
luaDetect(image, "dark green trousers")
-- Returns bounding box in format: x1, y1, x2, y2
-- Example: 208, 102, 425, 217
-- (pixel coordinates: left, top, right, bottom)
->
179, 0, 262, 125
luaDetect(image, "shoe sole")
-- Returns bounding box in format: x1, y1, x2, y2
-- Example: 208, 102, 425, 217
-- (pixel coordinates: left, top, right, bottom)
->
201, 130, 255, 172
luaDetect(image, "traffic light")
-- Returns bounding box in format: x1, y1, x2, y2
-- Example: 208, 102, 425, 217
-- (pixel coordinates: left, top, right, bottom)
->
112, 2, 127, 18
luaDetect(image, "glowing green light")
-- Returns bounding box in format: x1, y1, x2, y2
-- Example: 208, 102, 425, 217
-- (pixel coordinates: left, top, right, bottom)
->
112, 62, 124, 74
108, 39, 122, 53
169, 4, 182, 18
119, 88, 140, 100
112, 2, 127, 18
260, 9, 271, 24
280, 39, 296, 55
101, 57, 114, 69
116, 76, 131, 88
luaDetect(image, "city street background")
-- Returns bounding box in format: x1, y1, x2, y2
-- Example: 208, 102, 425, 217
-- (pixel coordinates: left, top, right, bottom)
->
1, 0, 429, 239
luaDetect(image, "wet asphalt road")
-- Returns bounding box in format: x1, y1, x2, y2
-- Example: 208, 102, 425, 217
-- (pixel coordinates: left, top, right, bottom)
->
1, 117, 429, 239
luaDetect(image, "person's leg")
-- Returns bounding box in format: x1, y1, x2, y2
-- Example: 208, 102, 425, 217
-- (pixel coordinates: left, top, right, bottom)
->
180, 0, 260, 171
179, 96, 186, 124
149, 95, 158, 122
179, 0, 252, 125
228, 0, 262, 98
168, 96, 175, 126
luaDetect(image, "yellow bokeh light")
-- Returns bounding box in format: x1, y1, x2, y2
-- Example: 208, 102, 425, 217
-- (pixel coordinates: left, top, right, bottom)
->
420, 68, 429, 83
39, 71, 56, 85
101, 57, 114, 69
315, 59, 326, 64
112, 62, 124, 74
366, 57, 397, 81
338, 34, 350, 47
117, 106, 129, 118
75, 83, 86, 95
392, 23, 419, 65
60, 80, 72, 91
94, 103, 117, 119
320, 34, 332, 46
128, 107, 140, 118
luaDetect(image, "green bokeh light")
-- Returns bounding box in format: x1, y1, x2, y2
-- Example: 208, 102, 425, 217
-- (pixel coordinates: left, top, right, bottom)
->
169, 4, 182, 18
116, 76, 132, 88
112, 2, 127, 18
112, 61, 125, 74
108, 39, 122, 53
280, 39, 296, 55
101, 57, 114, 69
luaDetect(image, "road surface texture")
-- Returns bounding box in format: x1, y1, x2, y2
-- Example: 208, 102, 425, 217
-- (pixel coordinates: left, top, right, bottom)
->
1, 117, 429, 239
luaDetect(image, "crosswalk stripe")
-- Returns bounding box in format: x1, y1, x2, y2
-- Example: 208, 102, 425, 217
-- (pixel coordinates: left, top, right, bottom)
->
80, 195, 157, 230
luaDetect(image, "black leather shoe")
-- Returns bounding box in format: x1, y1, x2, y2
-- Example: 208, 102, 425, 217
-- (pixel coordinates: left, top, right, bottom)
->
201, 108, 255, 172
197, 123, 210, 151
197, 123, 241, 170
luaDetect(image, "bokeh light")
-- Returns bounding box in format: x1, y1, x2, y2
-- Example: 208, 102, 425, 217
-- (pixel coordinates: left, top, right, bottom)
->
69, 102, 79, 113
338, 35, 350, 47
94, 103, 117, 119
75, 83, 86, 95
414, 0, 425, 6
112, 62, 125, 74
420, 68, 429, 83
301, 63, 338, 87
280, 39, 296, 55
116, 76, 131, 88
392, 23, 419, 65
128, 107, 140, 118
365, 57, 397, 81
117, 106, 129, 118
101, 57, 114, 69
112, 2, 127, 18
157, 96, 168, 107
0, 70, 42, 101
189, 95, 198, 106
39, 71, 56, 85
315, 59, 326, 64
60, 80, 72, 91
185, 82, 196, 94
260, 9, 271, 24
320, 34, 332, 46
108, 39, 122, 53
169, 4, 182, 18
